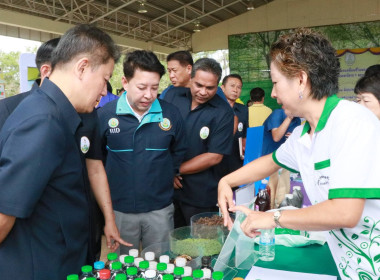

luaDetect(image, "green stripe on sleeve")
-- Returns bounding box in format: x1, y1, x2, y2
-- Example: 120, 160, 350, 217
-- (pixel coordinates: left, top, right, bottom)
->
314, 159, 330, 170
272, 151, 299, 173
329, 188, 380, 199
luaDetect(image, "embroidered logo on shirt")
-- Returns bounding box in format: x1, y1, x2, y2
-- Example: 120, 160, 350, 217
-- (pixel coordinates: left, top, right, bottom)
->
238, 122, 243, 132
200, 126, 210, 140
80, 136, 90, 154
159, 118, 172, 131
108, 118, 119, 128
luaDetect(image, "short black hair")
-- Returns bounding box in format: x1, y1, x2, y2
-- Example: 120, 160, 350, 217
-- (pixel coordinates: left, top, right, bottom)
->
354, 73, 380, 103
167, 51, 193, 67
191, 58, 222, 83
51, 24, 120, 70
35, 38, 60, 70
364, 64, 380, 77
250, 87, 265, 102
222, 74, 243, 86
123, 50, 165, 79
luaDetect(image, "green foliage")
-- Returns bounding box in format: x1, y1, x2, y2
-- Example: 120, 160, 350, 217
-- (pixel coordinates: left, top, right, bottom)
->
0, 50, 21, 97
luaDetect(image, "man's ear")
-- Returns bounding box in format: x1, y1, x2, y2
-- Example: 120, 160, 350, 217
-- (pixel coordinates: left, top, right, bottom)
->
75, 57, 90, 79
186, 65, 192, 75
121, 76, 129, 91
39, 64, 52, 80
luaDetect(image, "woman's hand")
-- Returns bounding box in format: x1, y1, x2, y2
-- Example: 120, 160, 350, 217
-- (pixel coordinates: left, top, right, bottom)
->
218, 177, 235, 229
230, 205, 275, 238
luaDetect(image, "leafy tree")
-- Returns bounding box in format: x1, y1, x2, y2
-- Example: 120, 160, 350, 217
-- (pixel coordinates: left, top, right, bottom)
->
0, 50, 21, 97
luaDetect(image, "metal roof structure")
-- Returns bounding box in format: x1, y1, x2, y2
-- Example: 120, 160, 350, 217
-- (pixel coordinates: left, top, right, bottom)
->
0, 0, 273, 53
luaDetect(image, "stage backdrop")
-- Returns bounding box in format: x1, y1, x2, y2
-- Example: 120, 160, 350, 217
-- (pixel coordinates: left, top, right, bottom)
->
229, 21, 380, 108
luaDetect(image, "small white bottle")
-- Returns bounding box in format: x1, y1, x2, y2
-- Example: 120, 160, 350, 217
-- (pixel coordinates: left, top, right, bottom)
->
183, 266, 192, 277
159, 255, 170, 264
175, 257, 186, 267
145, 251, 155, 262
166, 263, 175, 274
202, 268, 212, 280
145, 269, 157, 280
129, 249, 139, 258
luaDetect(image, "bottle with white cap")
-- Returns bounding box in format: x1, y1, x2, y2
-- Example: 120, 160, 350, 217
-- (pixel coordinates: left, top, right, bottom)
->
149, 261, 158, 270
145, 269, 157, 280
129, 249, 139, 258
159, 255, 170, 264
119, 254, 128, 265
175, 257, 186, 267
183, 266, 192, 277
166, 263, 175, 275
145, 251, 155, 262
134, 257, 144, 268
202, 268, 212, 280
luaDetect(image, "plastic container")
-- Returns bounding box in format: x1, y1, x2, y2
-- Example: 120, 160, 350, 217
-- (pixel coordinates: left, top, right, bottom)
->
259, 228, 275, 261
190, 212, 231, 243
106, 252, 118, 269
79, 265, 94, 280
159, 254, 170, 264
173, 267, 184, 280
170, 226, 223, 258
99, 269, 111, 280
93, 261, 105, 278
145, 251, 155, 261
110, 262, 124, 279
126, 267, 138, 280
145, 269, 157, 280
67, 275, 79, 280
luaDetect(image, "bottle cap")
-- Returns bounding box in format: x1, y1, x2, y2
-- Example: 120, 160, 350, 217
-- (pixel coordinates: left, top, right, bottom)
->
149, 261, 157, 270
115, 275, 127, 280
129, 248, 139, 257
67, 275, 79, 280
145, 251, 155, 261
201, 255, 211, 266
81, 265, 92, 273
174, 266, 184, 275
157, 262, 167, 271
159, 254, 170, 263
107, 252, 118, 261
124, 255, 134, 264
183, 266, 192, 276
119, 254, 128, 264
175, 256, 186, 267
139, 260, 149, 269
127, 266, 138, 276
86, 278, 96, 280
193, 269, 204, 278
135, 278, 144, 280
182, 277, 193, 280
99, 269, 111, 279
163, 274, 174, 280
145, 269, 157, 278
111, 261, 122, 270
202, 268, 212, 279
134, 257, 144, 267
212, 271, 224, 280
94, 261, 105, 270
166, 263, 175, 274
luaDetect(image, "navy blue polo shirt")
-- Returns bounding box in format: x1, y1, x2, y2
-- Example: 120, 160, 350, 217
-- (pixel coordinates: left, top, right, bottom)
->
262, 108, 301, 156
0, 78, 89, 279
96, 92, 187, 214
163, 87, 234, 207
217, 102, 248, 177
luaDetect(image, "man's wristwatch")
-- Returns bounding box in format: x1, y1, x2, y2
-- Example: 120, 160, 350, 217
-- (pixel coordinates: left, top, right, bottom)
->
273, 210, 283, 228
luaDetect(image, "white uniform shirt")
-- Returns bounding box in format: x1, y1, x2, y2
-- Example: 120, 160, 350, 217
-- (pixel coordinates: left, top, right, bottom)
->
274, 95, 380, 280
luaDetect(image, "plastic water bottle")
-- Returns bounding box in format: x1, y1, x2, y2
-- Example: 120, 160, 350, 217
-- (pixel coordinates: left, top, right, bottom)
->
202, 268, 212, 280
157, 263, 167, 279
192, 269, 203, 280
123, 255, 135, 273
129, 249, 139, 258
259, 228, 275, 261
79, 265, 94, 279
292, 186, 304, 208
159, 255, 170, 264
279, 194, 294, 207
115, 275, 127, 280
67, 275, 79, 280
111, 262, 124, 279
183, 266, 192, 277
173, 267, 184, 280
212, 271, 224, 280
145, 269, 157, 280
163, 275, 174, 280
106, 252, 119, 269
99, 269, 111, 280
137, 260, 149, 278
255, 181, 270, 212
175, 257, 186, 267
200, 256, 213, 272
182, 277, 193, 280
166, 263, 175, 275
126, 267, 138, 280
149, 261, 158, 270
145, 251, 155, 262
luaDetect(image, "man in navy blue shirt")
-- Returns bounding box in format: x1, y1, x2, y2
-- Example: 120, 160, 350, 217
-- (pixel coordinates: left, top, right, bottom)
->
163, 58, 234, 227
96, 50, 187, 252
0, 24, 121, 279
217, 74, 248, 177
262, 108, 301, 208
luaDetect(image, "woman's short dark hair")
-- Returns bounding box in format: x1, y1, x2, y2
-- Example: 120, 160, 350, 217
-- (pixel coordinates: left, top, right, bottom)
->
123, 50, 165, 79
354, 73, 380, 103
51, 24, 120, 70
270, 28, 340, 100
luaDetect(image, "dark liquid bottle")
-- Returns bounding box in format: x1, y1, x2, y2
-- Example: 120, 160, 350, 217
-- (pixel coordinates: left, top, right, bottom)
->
255, 180, 270, 212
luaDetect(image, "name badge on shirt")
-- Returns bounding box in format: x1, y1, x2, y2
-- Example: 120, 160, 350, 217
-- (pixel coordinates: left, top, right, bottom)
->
108, 118, 120, 134
238, 122, 243, 132
159, 118, 172, 131
80, 136, 90, 154
200, 126, 210, 140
